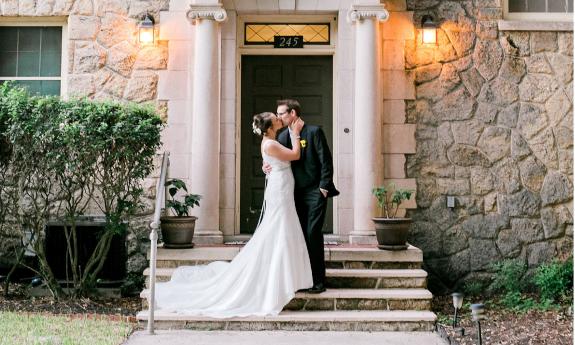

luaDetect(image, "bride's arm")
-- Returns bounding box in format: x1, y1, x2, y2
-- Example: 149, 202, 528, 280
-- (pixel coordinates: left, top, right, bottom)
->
265, 119, 303, 161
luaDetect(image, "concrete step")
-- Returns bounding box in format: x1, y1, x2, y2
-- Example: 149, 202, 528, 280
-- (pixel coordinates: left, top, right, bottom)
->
150, 245, 423, 269
137, 309, 437, 331
140, 288, 432, 311
144, 268, 428, 289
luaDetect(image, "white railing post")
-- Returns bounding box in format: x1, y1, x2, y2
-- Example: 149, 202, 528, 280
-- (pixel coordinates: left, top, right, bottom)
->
147, 152, 169, 334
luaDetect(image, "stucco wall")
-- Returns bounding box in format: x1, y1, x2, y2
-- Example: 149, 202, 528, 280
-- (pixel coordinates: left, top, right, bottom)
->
404, 0, 573, 292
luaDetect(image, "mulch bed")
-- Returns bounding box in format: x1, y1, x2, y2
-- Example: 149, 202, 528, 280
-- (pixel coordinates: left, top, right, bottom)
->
0, 284, 140, 323
433, 295, 573, 345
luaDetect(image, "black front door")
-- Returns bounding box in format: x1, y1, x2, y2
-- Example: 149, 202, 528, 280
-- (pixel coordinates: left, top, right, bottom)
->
240, 55, 334, 234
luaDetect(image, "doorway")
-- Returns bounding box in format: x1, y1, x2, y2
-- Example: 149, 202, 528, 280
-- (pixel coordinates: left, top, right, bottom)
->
239, 55, 334, 234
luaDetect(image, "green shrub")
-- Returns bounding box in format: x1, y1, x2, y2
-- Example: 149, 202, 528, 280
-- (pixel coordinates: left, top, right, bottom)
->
534, 258, 573, 303
490, 259, 527, 294
0, 83, 164, 298
463, 280, 486, 296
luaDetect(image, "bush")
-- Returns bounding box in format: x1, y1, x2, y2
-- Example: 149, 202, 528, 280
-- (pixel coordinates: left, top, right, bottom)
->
490, 259, 527, 294
534, 258, 573, 303
0, 83, 163, 298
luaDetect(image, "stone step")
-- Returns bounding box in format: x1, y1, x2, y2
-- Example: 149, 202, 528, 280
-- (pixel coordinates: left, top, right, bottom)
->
136, 309, 437, 331
143, 268, 428, 289
150, 245, 423, 269
140, 288, 432, 311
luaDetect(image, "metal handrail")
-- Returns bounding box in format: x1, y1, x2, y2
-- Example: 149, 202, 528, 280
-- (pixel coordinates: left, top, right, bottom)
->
147, 152, 169, 334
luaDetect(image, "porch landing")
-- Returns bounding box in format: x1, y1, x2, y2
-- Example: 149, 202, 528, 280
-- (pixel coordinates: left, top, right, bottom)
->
138, 244, 436, 331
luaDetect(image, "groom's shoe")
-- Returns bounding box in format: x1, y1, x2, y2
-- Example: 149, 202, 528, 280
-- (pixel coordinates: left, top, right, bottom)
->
307, 283, 326, 294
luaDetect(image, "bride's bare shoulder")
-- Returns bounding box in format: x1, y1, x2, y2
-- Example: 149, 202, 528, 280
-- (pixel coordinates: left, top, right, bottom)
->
261, 139, 280, 154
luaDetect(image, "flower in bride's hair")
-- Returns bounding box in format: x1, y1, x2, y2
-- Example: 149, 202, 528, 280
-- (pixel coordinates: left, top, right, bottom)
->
252, 122, 262, 135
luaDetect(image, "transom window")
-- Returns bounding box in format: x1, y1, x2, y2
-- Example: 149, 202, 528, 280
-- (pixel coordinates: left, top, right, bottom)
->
0, 26, 63, 96
244, 23, 330, 45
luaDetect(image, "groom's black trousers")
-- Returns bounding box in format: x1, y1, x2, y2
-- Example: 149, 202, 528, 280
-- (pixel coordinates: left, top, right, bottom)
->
294, 186, 327, 286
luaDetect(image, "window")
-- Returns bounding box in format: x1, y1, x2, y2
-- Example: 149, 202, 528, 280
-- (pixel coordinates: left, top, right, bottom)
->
244, 23, 330, 45
0, 26, 63, 96
504, 0, 573, 21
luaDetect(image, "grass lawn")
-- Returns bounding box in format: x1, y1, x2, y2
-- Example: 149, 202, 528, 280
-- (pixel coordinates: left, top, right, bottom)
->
0, 311, 134, 345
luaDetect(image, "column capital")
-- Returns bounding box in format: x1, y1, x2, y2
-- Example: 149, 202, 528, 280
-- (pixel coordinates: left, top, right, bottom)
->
187, 4, 227, 25
347, 5, 389, 23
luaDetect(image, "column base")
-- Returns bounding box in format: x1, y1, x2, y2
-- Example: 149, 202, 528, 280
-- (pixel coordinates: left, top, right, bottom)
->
349, 232, 377, 245
193, 230, 224, 244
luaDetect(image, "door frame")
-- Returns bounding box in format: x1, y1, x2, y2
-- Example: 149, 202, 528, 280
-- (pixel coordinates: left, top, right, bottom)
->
235, 14, 340, 236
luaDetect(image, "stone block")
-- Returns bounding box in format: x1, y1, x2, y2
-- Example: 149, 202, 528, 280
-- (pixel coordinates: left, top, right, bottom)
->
382, 11, 414, 40
300, 298, 334, 311
68, 74, 95, 97
473, 39, 503, 81
382, 124, 416, 154
124, 70, 158, 102
383, 154, 406, 179
107, 41, 137, 77
384, 0, 407, 11
98, 13, 137, 48
134, 43, 168, 70
382, 40, 405, 70
519, 74, 560, 103
478, 77, 519, 107
387, 299, 430, 311
220, 123, 235, 154
541, 171, 573, 206
433, 87, 474, 121
530, 32, 558, 53
382, 178, 417, 209
168, 40, 190, 71
477, 126, 511, 164
159, 10, 192, 40
68, 15, 100, 40
157, 70, 188, 100
336, 298, 388, 310
382, 100, 405, 124
166, 153, 189, 179
383, 71, 415, 100
163, 124, 189, 154
219, 178, 235, 209
498, 189, 540, 217
167, 99, 190, 125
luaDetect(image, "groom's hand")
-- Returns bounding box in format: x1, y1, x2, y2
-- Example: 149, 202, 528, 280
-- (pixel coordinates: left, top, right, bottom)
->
262, 162, 272, 174
320, 188, 328, 198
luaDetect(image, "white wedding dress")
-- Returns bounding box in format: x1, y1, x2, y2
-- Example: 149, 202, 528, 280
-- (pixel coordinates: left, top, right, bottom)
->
154, 141, 313, 318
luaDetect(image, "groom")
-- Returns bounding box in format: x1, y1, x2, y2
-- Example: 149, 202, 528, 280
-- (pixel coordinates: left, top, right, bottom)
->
274, 99, 339, 293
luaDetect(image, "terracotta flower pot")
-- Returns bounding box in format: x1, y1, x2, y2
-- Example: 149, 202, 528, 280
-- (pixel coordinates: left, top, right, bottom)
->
371, 217, 412, 251
160, 216, 197, 249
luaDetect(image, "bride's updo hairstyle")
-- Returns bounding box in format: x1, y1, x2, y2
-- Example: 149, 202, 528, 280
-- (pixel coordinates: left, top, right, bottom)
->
252, 112, 275, 137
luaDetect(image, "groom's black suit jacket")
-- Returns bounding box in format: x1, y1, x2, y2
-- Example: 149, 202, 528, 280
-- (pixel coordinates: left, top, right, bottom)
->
277, 124, 340, 198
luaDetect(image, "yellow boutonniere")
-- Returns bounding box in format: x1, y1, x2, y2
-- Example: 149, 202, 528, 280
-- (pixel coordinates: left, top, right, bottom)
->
300, 139, 307, 148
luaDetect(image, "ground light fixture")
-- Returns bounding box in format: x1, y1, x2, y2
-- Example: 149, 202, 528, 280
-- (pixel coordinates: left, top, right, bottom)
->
139, 13, 155, 45
421, 15, 437, 44
451, 292, 463, 327
471, 303, 486, 345
451, 292, 465, 336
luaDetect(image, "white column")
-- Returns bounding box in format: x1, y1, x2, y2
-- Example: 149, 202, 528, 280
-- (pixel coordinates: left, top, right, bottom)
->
187, 4, 227, 244
347, 5, 389, 244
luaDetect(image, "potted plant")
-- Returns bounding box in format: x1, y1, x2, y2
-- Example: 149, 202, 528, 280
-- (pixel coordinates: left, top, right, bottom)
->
160, 178, 202, 249
372, 182, 414, 251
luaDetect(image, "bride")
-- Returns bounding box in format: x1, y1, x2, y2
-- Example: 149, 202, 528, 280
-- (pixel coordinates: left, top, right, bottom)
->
154, 112, 313, 318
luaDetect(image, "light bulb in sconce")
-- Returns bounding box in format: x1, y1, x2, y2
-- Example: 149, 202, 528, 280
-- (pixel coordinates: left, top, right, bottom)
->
139, 13, 155, 45
421, 15, 437, 45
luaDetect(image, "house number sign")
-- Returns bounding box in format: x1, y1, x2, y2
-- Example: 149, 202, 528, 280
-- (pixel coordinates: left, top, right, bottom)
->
274, 35, 304, 48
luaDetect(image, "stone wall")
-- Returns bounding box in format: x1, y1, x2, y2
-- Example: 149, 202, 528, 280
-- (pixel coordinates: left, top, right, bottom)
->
404, 0, 573, 292
0, 0, 169, 295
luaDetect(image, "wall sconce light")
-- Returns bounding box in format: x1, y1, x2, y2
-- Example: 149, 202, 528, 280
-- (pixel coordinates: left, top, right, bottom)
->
421, 15, 437, 44
139, 13, 155, 45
